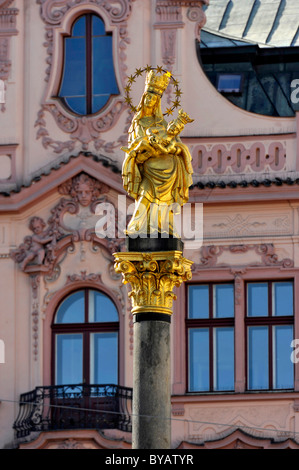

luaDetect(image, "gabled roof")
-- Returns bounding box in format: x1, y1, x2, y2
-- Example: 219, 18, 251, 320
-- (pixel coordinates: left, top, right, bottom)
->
0, 152, 124, 213
203, 0, 299, 48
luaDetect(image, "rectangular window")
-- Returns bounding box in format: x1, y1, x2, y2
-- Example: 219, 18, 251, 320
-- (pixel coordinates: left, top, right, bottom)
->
246, 281, 294, 391
217, 74, 243, 93
187, 283, 235, 392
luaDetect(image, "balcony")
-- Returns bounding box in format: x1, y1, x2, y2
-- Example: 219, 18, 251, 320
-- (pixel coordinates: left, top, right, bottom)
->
13, 384, 132, 439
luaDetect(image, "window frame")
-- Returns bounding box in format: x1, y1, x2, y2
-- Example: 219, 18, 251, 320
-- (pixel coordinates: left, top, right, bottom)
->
186, 282, 235, 393
51, 288, 120, 386
245, 280, 294, 391
216, 73, 244, 94
58, 12, 119, 116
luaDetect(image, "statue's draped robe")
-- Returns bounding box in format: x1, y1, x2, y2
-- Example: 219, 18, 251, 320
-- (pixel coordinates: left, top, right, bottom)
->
122, 115, 193, 236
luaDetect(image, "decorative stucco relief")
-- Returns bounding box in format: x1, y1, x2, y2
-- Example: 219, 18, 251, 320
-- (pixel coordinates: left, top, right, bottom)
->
179, 427, 299, 449
10, 172, 124, 275
63, 269, 126, 314
30, 274, 40, 361
192, 243, 294, 272
9, 172, 127, 360
187, 3, 208, 41
154, 1, 208, 104
155, 1, 182, 106
0, 0, 18, 112
187, 403, 293, 443
204, 212, 292, 239
191, 141, 286, 175
56, 439, 86, 449
230, 268, 246, 306
35, 0, 135, 153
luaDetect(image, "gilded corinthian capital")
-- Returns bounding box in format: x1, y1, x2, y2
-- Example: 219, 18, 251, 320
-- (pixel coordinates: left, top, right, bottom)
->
113, 251, 193, 315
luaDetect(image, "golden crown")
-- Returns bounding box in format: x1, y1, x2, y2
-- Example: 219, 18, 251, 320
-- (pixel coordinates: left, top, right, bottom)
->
144, 70, 171, 96
177, 109, 194, 125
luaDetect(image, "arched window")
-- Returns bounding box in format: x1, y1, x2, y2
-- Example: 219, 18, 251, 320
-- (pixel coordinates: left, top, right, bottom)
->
52, 289, 119, 385
58, 13, 119, 115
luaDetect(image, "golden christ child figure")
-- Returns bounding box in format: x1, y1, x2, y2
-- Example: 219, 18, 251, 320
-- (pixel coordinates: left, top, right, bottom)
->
121, 69, 194, 238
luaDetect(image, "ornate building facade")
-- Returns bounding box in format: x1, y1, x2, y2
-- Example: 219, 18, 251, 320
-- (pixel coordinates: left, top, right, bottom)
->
1, 0, 299, 449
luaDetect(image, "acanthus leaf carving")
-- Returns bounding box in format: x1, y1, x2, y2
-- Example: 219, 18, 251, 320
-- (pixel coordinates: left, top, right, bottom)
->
65, 270, 103, 285
37, 0, 135, 25
114, 251, 193, 315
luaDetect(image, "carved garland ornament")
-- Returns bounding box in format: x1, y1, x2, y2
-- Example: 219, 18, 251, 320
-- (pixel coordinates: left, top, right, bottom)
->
35, 0, 136, 153
192, 243, 294, 272
114, 251, 193, 315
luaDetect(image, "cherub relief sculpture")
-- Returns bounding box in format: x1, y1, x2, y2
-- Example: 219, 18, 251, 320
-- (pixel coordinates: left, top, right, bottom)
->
121, 70, 194, 236
10, 172, 118, 272
11, 216, 57, 270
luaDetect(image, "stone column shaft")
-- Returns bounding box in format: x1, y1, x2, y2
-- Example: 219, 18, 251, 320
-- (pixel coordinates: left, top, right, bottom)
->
133, 318, 171, 449
114, 249, 192, 449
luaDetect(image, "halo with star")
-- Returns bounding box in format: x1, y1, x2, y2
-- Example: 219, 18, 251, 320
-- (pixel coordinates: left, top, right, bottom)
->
124, 65, 183, 116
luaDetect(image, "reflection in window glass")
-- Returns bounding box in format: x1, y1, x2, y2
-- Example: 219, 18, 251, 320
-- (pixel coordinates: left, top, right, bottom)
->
88, 291, 119, 322
248, 326, 268, 389
56, 334, 83, 385
273, 282, 293, 316
188, 285, 209, 319
58, 14, 119, 115
189, 329, 209, 392
59, 37, 87, 113
214, 284, 234, 318
72, 15, 86, 36
55, 291, 85, 324
247, 283, 268, 317
92, 15, 105, 35
273, 325, 293, 389
214, 328, 234, 391
217, 74, 242, 93
92, 36, 118, 113
90, 333, 118, 384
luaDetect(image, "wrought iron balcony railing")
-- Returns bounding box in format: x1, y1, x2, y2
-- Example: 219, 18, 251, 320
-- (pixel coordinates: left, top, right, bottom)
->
13, 384, 133, 439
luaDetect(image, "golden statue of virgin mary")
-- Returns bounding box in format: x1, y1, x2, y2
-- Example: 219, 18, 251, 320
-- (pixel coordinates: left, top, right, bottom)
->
121, 69, 194, 237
